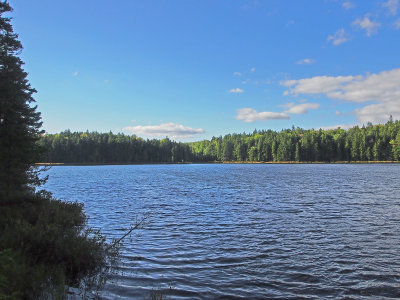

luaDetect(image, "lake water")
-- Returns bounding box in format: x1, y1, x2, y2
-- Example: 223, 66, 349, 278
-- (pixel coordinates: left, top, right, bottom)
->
43, 164, 400, 299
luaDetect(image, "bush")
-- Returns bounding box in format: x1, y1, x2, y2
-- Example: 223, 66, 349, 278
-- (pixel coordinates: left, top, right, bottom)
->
0, 192, 118, 299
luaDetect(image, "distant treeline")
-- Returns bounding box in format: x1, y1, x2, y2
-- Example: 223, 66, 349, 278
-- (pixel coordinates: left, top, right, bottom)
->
40, 119, 400, 163
40, 132, 193, 163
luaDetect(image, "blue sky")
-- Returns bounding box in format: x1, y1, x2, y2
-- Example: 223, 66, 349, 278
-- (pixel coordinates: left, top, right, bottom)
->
11, 0, 400, 141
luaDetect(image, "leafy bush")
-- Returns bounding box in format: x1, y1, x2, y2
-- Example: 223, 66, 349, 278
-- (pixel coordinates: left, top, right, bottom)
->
0, 192, 118, 299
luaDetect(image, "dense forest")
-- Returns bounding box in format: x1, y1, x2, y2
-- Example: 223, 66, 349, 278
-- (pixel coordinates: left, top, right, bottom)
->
40, 118, 400, 163
40, 131, 194, 163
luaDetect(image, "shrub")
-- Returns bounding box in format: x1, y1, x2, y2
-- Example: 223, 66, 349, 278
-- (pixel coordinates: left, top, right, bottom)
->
0, 192, 118, 299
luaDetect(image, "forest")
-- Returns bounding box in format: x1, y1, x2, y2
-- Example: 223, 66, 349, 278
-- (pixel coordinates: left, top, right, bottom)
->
40, 118, 400, 164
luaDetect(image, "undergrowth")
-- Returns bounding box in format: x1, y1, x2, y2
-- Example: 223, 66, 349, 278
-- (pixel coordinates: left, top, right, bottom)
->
0, 192, 119, 299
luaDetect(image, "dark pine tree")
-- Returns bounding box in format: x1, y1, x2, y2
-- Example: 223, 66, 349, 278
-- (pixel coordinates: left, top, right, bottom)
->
0, 1, 44, 200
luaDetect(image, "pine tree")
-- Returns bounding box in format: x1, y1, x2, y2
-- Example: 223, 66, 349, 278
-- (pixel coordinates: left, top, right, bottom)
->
0, 1, 44, 200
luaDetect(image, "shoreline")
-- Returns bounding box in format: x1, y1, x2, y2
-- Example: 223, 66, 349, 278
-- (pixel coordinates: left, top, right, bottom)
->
36, 161, 400, 166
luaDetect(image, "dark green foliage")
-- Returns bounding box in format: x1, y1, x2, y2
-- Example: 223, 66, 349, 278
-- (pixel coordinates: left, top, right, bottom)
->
0, 2, 119, 298
0, 2, 45, 199
188, 120, 400, 162
40, 120, 400, 163
0, 200, 117, 298
39, 131, 193, 163
0, 193, 116, 299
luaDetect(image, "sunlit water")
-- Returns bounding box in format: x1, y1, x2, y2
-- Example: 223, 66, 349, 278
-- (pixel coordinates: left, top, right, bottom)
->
43, 164, 400, 299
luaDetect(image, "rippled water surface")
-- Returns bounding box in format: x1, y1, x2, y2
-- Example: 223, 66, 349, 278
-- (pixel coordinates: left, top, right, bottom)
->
44, 164, 400, 299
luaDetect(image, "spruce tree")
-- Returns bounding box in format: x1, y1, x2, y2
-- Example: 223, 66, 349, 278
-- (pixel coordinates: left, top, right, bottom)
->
0, 1, 44, 200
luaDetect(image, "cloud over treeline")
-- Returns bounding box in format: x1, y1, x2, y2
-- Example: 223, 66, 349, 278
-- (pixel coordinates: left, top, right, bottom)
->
282, 68, 400, 123
124, 122, 204, 139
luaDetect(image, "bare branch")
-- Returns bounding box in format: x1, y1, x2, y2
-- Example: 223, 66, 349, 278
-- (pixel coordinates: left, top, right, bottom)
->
106, 213, 150, 252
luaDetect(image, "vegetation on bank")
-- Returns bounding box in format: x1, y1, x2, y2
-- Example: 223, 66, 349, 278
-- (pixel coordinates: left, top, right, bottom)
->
0, 193, 116, 299
190, 119, 400, 162
0, 2, 117, 298
40, 118, 400, 164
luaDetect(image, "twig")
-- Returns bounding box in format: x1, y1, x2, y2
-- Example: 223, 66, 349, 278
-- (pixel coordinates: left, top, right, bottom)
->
106, 213, 150, 251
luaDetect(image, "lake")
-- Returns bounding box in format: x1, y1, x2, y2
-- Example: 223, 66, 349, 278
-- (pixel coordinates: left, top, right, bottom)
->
43, 164, 400, 299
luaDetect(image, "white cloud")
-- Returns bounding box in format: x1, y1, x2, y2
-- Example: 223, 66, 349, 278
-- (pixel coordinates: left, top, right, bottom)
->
282, 68, 400, 123
123, 122, 205, 139
327, 28, 350, 45
283, 102, 320, 114
352, 15, 381, 36
236, 108, 289, 122
250, 67, 256, 73
233, 72, 242, 76
296, 58, 315, 65
354, 102, 400, 124
229, 88, 244, 93
73, 71, 79, 76
104, 79, 110, 83
335, 70, 400, 103
383, 0, 398, 15
342, 1, 355, 10
283, 75, 358, 96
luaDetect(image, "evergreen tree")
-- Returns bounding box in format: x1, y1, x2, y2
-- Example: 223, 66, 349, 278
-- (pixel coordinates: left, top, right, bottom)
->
295, 142, 300, 162
0, 1, 44, 199
0, 4, 120, 298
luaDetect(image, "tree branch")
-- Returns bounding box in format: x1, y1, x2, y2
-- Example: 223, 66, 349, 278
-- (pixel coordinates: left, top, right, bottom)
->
106, 213, 150, 252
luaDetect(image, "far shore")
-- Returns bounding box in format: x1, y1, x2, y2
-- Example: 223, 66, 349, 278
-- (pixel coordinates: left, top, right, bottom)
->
36, 161, 400, 166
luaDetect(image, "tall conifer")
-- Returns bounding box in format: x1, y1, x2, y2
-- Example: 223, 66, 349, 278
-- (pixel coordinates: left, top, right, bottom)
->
0, 1, 44, 199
